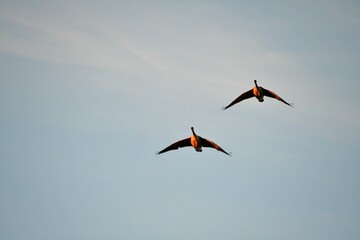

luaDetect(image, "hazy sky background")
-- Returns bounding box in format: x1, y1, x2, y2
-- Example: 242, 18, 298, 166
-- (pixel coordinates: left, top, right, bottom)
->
1, 1, 359, 239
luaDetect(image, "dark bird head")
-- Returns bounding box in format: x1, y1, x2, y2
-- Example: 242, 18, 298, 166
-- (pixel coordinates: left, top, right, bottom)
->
191, 127, 196, 135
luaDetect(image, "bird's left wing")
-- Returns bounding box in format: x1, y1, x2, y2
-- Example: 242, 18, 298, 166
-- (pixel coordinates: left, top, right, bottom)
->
223, 89, 254, 110
157, 138, 191, 154
263, 88, 293, 107
200, 137, 231, 156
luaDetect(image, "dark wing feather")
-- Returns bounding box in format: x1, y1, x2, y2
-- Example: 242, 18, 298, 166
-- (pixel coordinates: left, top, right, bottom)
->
200, 137, 231, 156
262, 88, 293, 107
223, 89, 254, 110
157, 138, 191, 154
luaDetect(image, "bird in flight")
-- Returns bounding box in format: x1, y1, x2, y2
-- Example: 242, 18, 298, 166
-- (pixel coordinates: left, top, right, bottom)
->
157, 127, 231, 156
223, 80, 293, 110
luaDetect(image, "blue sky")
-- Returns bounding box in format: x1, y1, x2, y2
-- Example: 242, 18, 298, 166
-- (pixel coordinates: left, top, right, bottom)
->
1, 1, 359, 239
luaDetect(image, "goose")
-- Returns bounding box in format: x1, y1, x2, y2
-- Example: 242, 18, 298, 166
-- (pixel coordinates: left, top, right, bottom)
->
157, 127, 231, 156
223, 80, 293, 110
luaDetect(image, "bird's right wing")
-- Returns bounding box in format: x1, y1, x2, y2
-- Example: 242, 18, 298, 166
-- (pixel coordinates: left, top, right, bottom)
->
223, 89, 254, 110
200, 137, 231, 156
263, 88, 293, 107
157, 138, 191, 154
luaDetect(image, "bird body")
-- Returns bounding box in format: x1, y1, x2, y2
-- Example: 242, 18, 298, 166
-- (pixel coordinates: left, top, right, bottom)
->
191, 134, 202, 152
223, 80, 293, 109
253, 81, 264, 102
157, 127, 230, 156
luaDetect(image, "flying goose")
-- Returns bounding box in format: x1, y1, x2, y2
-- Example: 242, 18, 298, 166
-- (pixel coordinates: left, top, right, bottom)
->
223, 80, 293, 110
157, 127, 231, 156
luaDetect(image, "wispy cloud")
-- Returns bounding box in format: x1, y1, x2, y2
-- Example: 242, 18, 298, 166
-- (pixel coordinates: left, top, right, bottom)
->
0, 12, 219, 92
0, 3, 302, 85
0, 13, 159, 73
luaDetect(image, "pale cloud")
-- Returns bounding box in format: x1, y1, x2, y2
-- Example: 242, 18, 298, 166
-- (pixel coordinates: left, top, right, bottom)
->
0, 13, 145, 72
0, 3, 302, 86
0, 11, 194, 82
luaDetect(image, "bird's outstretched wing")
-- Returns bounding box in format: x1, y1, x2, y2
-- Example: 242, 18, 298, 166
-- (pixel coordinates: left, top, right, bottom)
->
263, 88, 293, 107
157, 138, 191, 154
223, 89, 254, 110
200, 137, 231, 156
